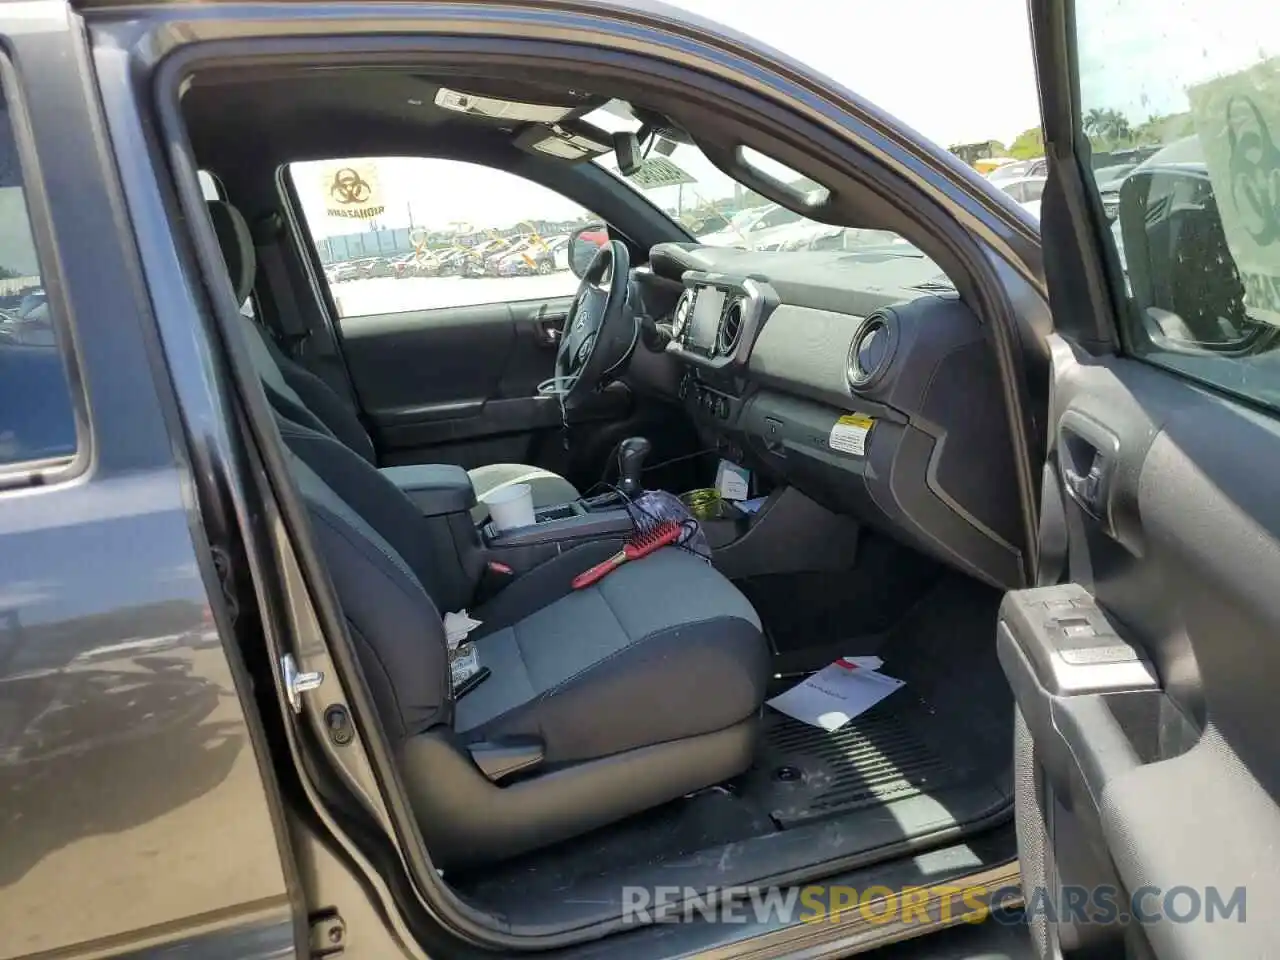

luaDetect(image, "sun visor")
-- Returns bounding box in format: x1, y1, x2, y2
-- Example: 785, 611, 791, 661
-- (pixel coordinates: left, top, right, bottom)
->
434, 87, 574, 124
513, 122, 611, 162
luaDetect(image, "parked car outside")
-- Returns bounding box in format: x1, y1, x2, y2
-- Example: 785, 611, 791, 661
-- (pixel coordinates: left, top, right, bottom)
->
987, 157, 1047, 182
497, 234, 570, 275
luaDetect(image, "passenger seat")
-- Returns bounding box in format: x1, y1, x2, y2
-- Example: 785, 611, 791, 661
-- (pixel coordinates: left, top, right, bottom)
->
207, 200, 580, 516
280, 413, 770, 865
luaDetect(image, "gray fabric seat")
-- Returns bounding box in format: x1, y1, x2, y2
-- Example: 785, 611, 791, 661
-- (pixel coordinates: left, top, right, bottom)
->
207, 200, 580, 516
456, 547, 766, 763
280, 416, 768, 865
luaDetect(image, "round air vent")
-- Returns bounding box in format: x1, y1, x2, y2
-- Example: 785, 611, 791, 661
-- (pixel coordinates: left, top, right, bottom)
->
672, 290, 694, 340
847, 313, 895, 390
717, 298, 745, 354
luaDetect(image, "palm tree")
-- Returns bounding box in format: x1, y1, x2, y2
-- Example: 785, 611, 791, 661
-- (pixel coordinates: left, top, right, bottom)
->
1105, 109, 1132, 143
1084, 108, 1134, 146
1084, 107, 1108, 138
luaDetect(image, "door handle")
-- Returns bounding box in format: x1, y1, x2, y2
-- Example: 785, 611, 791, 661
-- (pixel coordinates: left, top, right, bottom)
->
1057, 411, 1120, 528
1062, 456, 1109, 516
535, 315, 566, 346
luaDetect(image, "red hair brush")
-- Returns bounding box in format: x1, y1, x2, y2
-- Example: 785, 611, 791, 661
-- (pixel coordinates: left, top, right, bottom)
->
571, 520, 683, 589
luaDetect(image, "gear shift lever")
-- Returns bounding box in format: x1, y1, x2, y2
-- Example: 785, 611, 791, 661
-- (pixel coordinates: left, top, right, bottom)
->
616, 436, 652, 499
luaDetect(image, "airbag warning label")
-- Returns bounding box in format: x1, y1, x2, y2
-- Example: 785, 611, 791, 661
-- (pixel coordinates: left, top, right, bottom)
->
829, 414, 874, 456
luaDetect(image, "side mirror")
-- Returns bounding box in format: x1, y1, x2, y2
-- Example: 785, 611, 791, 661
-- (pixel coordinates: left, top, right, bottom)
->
569, 224, 608, 278
1117, 168, 1258, 349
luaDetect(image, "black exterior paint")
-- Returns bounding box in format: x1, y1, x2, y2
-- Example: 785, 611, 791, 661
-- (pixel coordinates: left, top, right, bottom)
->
0, 3, 295, 956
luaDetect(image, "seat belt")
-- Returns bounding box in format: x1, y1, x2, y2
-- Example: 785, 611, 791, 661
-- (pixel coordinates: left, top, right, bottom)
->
1036, 459, 1069, 586
251, 212, 310, 355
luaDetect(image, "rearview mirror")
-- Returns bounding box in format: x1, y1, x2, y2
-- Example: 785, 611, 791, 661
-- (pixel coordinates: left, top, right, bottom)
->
613, 131, 642, 177
569, 224, 608, 277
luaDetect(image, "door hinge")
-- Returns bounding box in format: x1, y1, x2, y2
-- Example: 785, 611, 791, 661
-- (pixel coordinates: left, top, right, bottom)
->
308, 909, 345, 958
281, 653, 324, 714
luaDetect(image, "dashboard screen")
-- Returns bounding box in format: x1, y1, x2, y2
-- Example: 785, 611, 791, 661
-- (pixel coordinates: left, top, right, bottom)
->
689, 288, 725, 349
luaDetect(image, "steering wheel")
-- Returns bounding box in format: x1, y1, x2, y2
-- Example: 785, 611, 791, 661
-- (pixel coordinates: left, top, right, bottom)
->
554, 239, 635, 413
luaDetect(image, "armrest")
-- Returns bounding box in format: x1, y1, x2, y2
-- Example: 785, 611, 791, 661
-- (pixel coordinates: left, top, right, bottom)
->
484, 506, 634, 547
379, 464, 476, 518
467, 735, 545, 783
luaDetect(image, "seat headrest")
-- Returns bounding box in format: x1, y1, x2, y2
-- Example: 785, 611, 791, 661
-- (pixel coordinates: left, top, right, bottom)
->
207, 200, 256, 306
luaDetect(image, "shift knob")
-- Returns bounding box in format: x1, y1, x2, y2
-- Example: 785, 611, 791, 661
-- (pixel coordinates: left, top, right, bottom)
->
617, 436, 652, 498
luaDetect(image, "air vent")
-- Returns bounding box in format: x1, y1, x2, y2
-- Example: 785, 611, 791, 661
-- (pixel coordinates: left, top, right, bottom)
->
672, 290, 694, 340
718, 298, 745, 354
847, 314, 894, 389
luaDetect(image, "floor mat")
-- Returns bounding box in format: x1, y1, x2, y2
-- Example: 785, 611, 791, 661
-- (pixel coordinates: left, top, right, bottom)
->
451, 573, 1011, 913
744, 706, 968, 828
736, 533, 942, 667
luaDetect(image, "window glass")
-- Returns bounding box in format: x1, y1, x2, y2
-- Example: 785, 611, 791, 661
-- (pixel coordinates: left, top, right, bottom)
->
290, 158, 598, 320
1075, 0, 1280, 410
0, 78, 77, 467
586, 104, 924, 260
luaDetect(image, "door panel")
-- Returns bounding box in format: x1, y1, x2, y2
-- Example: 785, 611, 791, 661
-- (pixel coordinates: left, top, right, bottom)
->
338, 295, 630, 473
1003, 336, 1280, 957
341, 296, 567, 450
1018, 0, 1280, 953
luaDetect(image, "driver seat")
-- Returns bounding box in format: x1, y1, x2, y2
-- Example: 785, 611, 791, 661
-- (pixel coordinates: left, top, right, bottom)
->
208, 201, 580, 515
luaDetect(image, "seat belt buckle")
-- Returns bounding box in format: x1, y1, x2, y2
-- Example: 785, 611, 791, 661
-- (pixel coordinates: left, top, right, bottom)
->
473, 559, 517, 605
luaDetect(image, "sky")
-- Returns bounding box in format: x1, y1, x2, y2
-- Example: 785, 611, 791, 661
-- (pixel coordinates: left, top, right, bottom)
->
1074, 0, 1280, 120
294, 0, 1045, 238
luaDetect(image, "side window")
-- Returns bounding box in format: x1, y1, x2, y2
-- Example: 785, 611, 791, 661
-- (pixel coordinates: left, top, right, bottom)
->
1074, 1, 1280, 411
0, 76, 78, 469
1024, 179, 1046, 202
289, 157, 599, 320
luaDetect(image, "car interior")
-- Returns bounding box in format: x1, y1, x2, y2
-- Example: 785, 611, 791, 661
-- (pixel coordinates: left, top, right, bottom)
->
176, 63, 1034, 938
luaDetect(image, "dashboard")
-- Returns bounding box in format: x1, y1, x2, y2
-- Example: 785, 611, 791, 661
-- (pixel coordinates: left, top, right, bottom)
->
639, 242, 1024, 589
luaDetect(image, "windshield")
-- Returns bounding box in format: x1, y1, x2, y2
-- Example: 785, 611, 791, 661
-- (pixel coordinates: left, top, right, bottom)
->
586, 103, 931, 260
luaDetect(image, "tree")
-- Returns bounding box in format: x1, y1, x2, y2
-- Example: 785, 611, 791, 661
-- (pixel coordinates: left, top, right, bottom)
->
1133, 111, 1196, 145
1008, 126, 1045, 160
1083, 108, 1108, 139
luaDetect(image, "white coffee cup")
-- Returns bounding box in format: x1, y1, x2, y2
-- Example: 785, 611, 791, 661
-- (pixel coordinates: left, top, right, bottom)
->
484, 482, 536, 531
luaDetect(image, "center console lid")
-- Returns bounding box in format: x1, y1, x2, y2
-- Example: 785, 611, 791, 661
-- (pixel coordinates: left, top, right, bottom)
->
379, 464, 476, 518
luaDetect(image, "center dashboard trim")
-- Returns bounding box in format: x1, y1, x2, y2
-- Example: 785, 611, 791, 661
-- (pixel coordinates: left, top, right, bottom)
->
665, 272, 777, 372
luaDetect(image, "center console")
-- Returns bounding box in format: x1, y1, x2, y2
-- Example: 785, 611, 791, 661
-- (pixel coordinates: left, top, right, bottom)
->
481, 499, 634, 573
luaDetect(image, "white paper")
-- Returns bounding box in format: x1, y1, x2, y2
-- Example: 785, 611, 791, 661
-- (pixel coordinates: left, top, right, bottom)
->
767, 659, 903, 731
444, 609, 483, 651
715, 459, 751, 501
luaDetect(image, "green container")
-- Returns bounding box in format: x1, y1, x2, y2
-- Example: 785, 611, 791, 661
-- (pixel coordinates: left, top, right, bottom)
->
680, 488, 725, 520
